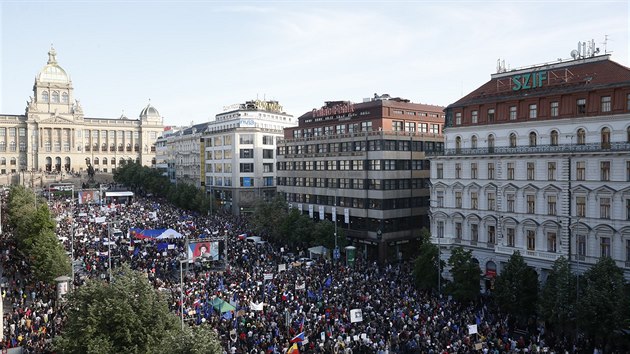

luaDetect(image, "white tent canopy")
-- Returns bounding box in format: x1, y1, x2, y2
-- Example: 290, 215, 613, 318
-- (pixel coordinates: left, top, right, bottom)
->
308, 245, 329, 259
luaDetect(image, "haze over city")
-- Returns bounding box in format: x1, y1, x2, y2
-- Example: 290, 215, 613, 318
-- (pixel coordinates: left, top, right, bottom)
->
1, 0, 628, 127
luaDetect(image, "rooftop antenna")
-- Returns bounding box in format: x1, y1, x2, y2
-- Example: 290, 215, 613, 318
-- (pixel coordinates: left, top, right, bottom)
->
603, 34, 610, 54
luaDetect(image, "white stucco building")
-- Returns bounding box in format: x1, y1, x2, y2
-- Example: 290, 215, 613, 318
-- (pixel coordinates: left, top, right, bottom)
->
429, 53, 630, 287
202, 99, 295, 215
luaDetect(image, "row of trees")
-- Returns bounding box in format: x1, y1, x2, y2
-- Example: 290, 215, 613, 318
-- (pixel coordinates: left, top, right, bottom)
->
7, 185, 71, 283
413, 233, 630, 347
113, 163, 213, 214
250, 194, 348, 251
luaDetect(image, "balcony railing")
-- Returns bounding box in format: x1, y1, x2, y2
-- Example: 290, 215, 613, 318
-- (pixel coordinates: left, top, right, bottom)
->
430, 141, 630, 157
496, 246, 562, 261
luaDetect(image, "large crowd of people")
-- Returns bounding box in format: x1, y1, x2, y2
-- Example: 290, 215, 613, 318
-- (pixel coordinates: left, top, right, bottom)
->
0, 188, 590, 353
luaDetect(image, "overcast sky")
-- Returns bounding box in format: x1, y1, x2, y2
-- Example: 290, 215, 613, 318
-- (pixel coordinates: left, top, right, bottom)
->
1, 0, 628, 127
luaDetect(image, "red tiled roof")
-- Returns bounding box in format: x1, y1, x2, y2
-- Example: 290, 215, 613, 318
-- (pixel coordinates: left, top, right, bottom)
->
448, 56, 630, 108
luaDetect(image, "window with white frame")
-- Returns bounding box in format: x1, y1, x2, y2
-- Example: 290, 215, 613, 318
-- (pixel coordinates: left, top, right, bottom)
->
509, 106, 517, 120
507, 193, 515, 212
488, 162, 495, 179
455, 112, 462, 125
488, 225, 496, 244
601, 96, 611, 112
471, 110, 478, 124
455, 191, 462, 208
600, 237, 611, 257
576, 161, 586, 181
547, 232, 557, 252
487, 192, 496, 211
471, 192, 478, 210
471, 224, 479, 242
548, 162, 556, 181
600, 197, 611, 219
550, 101, 559, 117
471, 162, 478, 178
547, 195, 556, 215
576, 196, 586, 217
507, 228, 515, 247
527, 230, 536, 250
527, 194, 536, 214
529, 104, 537, 119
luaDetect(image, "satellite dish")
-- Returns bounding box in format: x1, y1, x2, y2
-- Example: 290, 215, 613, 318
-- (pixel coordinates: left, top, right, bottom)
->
570, 50, 579, 59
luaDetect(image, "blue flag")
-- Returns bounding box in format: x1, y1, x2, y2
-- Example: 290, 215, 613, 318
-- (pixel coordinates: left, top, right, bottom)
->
324, 276, 332, 288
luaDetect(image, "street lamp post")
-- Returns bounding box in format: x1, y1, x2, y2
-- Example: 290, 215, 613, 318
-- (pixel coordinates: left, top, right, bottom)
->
179, 258, 186, 330
70, 185, 75, 287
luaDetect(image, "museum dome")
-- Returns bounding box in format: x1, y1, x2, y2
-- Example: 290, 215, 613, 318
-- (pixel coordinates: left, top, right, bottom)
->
37, 47, 70, 84
139, 103, 160, 118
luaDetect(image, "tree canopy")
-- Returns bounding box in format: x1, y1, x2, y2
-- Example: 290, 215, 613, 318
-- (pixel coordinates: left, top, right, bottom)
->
54, 265, 221, 354
412, 228, 443, 292
493, 251, 538, 324
446, 246, 481, 303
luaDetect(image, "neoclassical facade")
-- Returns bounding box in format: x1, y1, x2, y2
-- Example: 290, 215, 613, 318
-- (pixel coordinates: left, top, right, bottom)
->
430, 54, 630, 286
0, 47, 164, 174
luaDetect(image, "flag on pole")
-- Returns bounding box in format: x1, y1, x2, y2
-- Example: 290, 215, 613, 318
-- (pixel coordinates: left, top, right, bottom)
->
290, 332, 305, 343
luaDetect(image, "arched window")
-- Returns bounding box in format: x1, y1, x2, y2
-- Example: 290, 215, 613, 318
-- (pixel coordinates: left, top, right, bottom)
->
455, 136, 462, 152
471, 135, 478, 149
61, 92, 69, 103
488, 134, 495, 152
577, 128, 586, 145
550, 130, 559, 146
0, 157, 5, 165
94, 157, 99, 165
102, 158, 108, 165
529, 132, 537, 147
42, 91, 49, 102
601, 127, 611, 148
509, 133, 517, 148
51, 91, 59, 103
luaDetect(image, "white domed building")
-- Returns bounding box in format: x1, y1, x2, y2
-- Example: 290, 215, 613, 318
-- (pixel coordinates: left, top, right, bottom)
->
0, 47, 164, 176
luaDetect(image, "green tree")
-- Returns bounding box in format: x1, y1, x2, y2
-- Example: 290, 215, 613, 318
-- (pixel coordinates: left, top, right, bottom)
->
413, 228, 443, 291
31, 228, 71, 283
494, 251, 539, 324
578, 257, 628, 347
538, 256, 575, 336
54, 265, 221, 354
153, 324, 222, 354
446, 246, 481, 303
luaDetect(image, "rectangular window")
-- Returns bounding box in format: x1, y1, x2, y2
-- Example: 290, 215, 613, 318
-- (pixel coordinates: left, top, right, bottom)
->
550, 101, 559, 117
547, 233, 557, 253
600, 197, 611, 219
576, 161, 586, 181
436, 192, 444, 207
455, 112, 462, 125
527, 162, 535, 180
507, 193, 515, 212
509, 106, 517, 120
627, 93, 630, 110
577, 98, 586, 114
239, 163, 254, 173
487, 193, 495, 211
548, 162, 556, 181
601, 96, 611, 112
239, 134, 254, 144
262, 135, 274, 145
487, 109, 495, 123
527, 194, 536, 214
430, 124, 440, 134
627, 161, 630, 181
436, 163, 443, 178
471, 224, 479, 242
262, 149, 274, 159
529, 104, 537, 119
600, 161, 610, 181
471, 110, 478, 124
627, 240, 630, 262
471, 192, 478, 210
455, 222, 462, 240
405, 122, 416, 132
576, 196, 586, 217
455, 163, 461, 178
392, 121, 403, 131
487, 225, 496, 245
507, 163, 515, 180
488, 163, 495, 179
527, 230, 536, 250
239, 149, 254, 158
601, 237, 611, 257
547, 195, 556, 216
578, 235, 586, 258
507, 228, 515, 247
455, 191, 462, 208
471, 163, 477, 179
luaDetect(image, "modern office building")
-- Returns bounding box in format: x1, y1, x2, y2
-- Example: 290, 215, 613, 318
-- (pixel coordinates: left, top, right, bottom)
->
0, 47, 164, 175
276, 94, 444, 262
202, 99, 295, 215
429, 49, 630, 287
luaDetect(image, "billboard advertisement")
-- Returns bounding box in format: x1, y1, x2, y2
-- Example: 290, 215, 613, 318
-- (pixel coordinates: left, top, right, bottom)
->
78, 190, 100, 204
